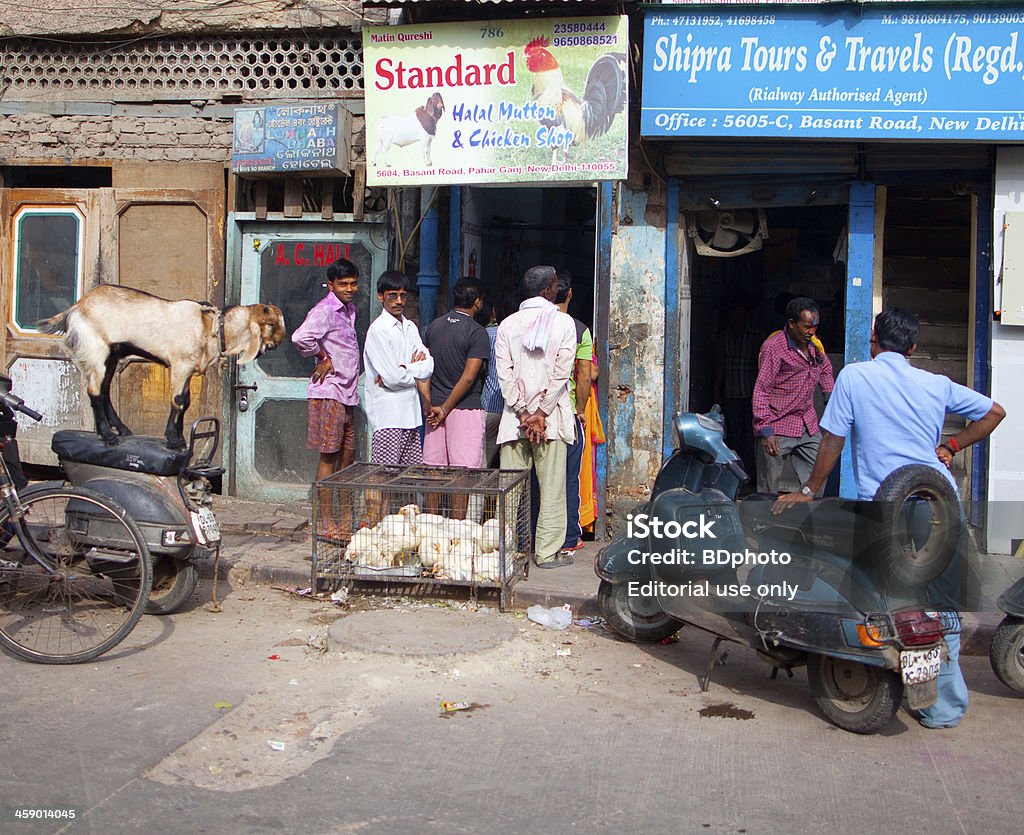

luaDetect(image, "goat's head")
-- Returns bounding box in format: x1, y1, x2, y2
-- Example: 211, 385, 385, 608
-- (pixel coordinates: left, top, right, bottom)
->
238, 303, 287, 364
427, 92, 445, 120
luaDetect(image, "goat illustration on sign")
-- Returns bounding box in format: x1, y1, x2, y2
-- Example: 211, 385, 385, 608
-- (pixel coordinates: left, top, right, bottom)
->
41, 285, 286, 449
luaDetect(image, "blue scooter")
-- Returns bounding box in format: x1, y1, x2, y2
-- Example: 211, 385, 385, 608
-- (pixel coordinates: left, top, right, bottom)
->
596, 407, 962, 734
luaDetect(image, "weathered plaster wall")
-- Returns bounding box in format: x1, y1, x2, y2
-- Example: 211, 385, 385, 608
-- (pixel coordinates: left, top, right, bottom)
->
0, 0, 375, 37
606, 183, 667, 527
0, 113, 232, 163
0, 111, 366, 165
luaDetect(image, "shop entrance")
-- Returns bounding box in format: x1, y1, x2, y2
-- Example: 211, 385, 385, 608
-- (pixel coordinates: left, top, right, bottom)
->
233, 222, 387, 503
462, 186, 596, 331
460, 184, 603, 537
686, 203, 848, 489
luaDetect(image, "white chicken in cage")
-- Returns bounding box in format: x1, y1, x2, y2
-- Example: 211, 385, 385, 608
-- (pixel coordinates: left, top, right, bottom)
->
475, 550, 502, 583
441, 536, 479, 582
377, 512, 420, 554
454, 519, 483, 546
419, 532, 454, 570
414, 514, 449, 541
342, 498, 520, 579
345, 527, 383, 563
479, 519, 501, 553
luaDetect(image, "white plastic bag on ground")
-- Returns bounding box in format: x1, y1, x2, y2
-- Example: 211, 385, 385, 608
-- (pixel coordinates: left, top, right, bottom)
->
527, 604, 572, 630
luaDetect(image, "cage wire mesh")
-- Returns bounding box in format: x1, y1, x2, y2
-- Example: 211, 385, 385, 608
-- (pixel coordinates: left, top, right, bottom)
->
313, 463, 531, 609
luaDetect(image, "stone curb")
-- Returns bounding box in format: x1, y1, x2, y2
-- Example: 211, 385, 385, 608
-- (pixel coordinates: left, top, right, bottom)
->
194, 541, 999, 656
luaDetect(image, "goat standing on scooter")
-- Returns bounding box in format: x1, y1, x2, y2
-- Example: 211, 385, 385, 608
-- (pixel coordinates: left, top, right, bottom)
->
773, 307, 1006, 728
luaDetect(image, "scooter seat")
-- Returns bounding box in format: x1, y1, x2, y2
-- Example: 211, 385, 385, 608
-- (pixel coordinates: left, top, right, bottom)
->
52, 430, 188, 477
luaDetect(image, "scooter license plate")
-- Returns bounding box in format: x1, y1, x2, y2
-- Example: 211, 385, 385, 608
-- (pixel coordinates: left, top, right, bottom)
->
192, 508, 221, 545
900, 647, 943, 686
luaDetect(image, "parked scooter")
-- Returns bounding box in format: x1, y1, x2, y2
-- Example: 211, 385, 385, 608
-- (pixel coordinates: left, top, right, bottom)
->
989, 579, 1024, 693
51, 418, 224, 614
596, 407, 962, 734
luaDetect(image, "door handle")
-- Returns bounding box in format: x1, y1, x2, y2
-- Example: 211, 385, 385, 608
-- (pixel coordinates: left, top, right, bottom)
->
234, 382, 258, 412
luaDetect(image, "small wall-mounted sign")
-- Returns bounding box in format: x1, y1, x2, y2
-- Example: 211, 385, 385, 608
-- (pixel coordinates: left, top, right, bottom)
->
232, 103, 352, 176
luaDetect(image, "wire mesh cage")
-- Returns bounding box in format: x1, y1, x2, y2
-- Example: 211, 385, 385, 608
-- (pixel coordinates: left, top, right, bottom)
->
312, 463, 531, 609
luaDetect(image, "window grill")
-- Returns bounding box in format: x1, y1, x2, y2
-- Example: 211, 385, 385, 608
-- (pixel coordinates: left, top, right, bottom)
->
0, 34, 364, 101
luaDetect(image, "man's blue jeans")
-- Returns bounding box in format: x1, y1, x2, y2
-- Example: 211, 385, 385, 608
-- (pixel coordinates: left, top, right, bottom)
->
918, 630, 968, 728
908, 500, 969, 728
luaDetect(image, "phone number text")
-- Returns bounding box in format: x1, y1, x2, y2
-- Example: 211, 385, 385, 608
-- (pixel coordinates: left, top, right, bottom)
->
551, 35, 618, 48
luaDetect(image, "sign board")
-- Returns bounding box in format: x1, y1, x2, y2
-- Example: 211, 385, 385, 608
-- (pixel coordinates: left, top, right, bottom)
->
642, 6, 1024, 141
232, 104, 351, 175
364, 16, 629, 186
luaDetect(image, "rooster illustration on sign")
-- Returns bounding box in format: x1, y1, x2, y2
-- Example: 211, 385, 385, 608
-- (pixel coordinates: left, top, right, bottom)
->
524, 37, 627, 165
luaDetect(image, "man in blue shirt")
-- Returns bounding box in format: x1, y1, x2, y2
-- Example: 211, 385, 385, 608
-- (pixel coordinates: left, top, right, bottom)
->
774, 307, 1005, 728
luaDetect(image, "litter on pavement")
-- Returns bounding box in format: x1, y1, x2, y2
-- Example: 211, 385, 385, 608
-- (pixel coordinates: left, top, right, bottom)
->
527, 604, 572, 630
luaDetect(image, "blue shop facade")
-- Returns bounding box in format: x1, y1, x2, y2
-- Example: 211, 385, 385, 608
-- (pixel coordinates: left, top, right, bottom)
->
620, 2, 1024, 552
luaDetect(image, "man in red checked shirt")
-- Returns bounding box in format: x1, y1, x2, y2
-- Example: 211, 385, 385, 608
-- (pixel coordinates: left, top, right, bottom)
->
751, 296, 835, 494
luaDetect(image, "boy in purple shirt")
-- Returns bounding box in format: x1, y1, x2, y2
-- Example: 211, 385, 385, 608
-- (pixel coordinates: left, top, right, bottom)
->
291, 259, 361, 494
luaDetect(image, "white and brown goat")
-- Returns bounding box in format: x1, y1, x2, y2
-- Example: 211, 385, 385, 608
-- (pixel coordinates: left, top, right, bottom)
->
41, 285, 286, 449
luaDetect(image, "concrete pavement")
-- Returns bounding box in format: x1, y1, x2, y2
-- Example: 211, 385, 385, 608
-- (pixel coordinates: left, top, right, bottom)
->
201, 494, 1024, 655
7, 583, 1024, 832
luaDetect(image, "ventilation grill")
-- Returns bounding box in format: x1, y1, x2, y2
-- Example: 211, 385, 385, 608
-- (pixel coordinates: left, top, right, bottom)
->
1, 34, 364, 101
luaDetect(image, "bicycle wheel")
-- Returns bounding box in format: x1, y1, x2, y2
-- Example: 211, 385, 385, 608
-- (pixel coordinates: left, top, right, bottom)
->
0, 486, 152, 664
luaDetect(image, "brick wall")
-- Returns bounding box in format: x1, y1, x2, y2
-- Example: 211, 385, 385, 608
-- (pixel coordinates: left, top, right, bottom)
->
0, 111, 366, 165
0, 113, 235, 163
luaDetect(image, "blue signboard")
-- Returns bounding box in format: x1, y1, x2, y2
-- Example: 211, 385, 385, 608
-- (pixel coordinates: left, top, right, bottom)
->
642, 6, 1024, 141
232, 103, 350, 175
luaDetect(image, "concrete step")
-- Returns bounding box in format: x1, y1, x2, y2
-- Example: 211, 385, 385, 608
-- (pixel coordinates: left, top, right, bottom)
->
909, 355, 969, 385
883, 256, 969, 291
918, 321, 969, 352
884, 286, 970, 321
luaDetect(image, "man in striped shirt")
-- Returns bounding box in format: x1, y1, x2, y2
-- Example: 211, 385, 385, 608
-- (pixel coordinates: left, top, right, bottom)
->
751, 296, 834, 494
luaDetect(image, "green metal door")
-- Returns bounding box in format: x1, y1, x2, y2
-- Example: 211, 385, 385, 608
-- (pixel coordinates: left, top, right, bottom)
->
234, 224, 386, 502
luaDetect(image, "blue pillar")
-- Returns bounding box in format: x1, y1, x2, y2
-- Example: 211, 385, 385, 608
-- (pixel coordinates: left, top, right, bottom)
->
595, 181, 614, 540
448, 185, 462, 310
971, 179, 992, 527
840, 182, 876, 498
417, 188, 441, 326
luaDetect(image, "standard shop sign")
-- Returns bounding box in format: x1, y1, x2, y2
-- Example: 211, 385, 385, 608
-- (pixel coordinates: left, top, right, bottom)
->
232, 104, 351, 175
642, 6, 1024, 141
364, 16, 629, 186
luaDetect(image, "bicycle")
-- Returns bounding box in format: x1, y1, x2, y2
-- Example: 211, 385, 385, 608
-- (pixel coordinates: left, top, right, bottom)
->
0, 377, 153, 664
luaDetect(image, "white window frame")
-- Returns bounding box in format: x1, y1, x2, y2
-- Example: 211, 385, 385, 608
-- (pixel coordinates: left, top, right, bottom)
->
10, 205, 86, 336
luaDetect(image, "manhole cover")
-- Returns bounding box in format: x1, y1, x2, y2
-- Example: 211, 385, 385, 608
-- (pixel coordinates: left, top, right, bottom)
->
328, 608, 517, 656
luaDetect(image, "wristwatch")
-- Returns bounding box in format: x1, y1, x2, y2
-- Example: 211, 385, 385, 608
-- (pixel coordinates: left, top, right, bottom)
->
799, 484, 815, 497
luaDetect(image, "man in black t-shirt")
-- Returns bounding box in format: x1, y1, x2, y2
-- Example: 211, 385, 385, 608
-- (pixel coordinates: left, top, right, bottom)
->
423, 279, 491, 494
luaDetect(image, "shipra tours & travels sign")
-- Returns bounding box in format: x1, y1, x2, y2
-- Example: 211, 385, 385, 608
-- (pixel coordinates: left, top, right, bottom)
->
364, 16, 629, 186
642, 6, 1024, 141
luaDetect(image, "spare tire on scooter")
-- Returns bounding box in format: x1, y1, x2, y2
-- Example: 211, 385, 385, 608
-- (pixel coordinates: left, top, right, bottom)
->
870, 464, 961, 588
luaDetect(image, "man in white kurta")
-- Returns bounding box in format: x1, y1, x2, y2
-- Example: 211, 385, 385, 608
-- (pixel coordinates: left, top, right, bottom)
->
495, 265, 577, 568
